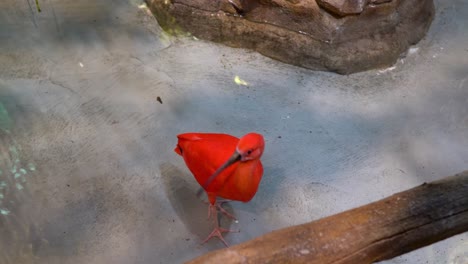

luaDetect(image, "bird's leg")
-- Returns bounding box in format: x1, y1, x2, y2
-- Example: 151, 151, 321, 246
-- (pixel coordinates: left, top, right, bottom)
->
206, 203, 215, 219
202, 204, 239, 247
204, 200, 236, 220
215, 201, 237, 220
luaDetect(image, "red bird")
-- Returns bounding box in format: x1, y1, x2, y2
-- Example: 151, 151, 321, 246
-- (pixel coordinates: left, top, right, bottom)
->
175, 132, 265, 246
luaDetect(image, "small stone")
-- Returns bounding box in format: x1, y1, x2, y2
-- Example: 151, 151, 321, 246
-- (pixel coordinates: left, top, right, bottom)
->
0, 208, 9, 215
28, 163, 36, 171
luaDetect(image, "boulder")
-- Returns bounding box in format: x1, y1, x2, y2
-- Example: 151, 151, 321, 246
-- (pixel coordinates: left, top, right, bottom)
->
146, 0, 434, 74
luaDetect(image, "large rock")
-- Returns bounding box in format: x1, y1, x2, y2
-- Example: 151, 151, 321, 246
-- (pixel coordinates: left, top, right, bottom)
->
146, 0, 434, 74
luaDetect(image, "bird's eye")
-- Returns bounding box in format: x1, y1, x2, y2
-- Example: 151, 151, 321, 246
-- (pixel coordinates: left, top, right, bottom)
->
247, 149, 253, 155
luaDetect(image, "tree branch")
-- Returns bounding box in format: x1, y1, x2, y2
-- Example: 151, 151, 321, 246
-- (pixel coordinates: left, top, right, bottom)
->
187, 171, 468, 264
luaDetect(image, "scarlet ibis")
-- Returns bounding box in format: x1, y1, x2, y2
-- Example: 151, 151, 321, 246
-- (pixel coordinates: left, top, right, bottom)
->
174, 132, 265, 246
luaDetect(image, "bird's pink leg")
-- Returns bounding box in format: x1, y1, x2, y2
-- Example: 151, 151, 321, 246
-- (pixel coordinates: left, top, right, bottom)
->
202, 204, 239, 247
205, 200, 236, 220
215, 201, 237, 220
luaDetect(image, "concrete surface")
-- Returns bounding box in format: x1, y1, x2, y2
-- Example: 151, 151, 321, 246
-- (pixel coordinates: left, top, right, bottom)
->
0, 0, 467, 263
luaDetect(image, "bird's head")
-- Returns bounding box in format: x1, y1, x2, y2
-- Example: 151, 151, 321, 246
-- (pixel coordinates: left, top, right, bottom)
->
212, 132, 265, 169
236, 133, 265, 161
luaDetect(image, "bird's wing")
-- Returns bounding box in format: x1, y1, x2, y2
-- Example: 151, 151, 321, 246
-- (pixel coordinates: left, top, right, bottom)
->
175, 133, 239, 187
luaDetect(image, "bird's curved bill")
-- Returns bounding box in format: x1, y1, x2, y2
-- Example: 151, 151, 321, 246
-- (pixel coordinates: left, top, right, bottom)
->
196, 151, 241, 198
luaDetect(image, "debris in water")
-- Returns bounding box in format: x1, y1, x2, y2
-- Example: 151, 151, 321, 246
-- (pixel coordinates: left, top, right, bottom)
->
157, 96, 163, 104
28, 163, 36, 171
408, 47, 419, 55
35, 0, 41, 12
234, 76, 248, 86
378, 65, 396, 74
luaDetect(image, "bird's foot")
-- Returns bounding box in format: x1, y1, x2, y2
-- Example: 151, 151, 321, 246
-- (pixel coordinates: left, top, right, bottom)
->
201, 227, 240, 247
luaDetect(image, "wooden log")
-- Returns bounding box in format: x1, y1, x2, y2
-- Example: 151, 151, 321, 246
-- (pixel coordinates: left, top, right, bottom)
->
187, 171, 468, 264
